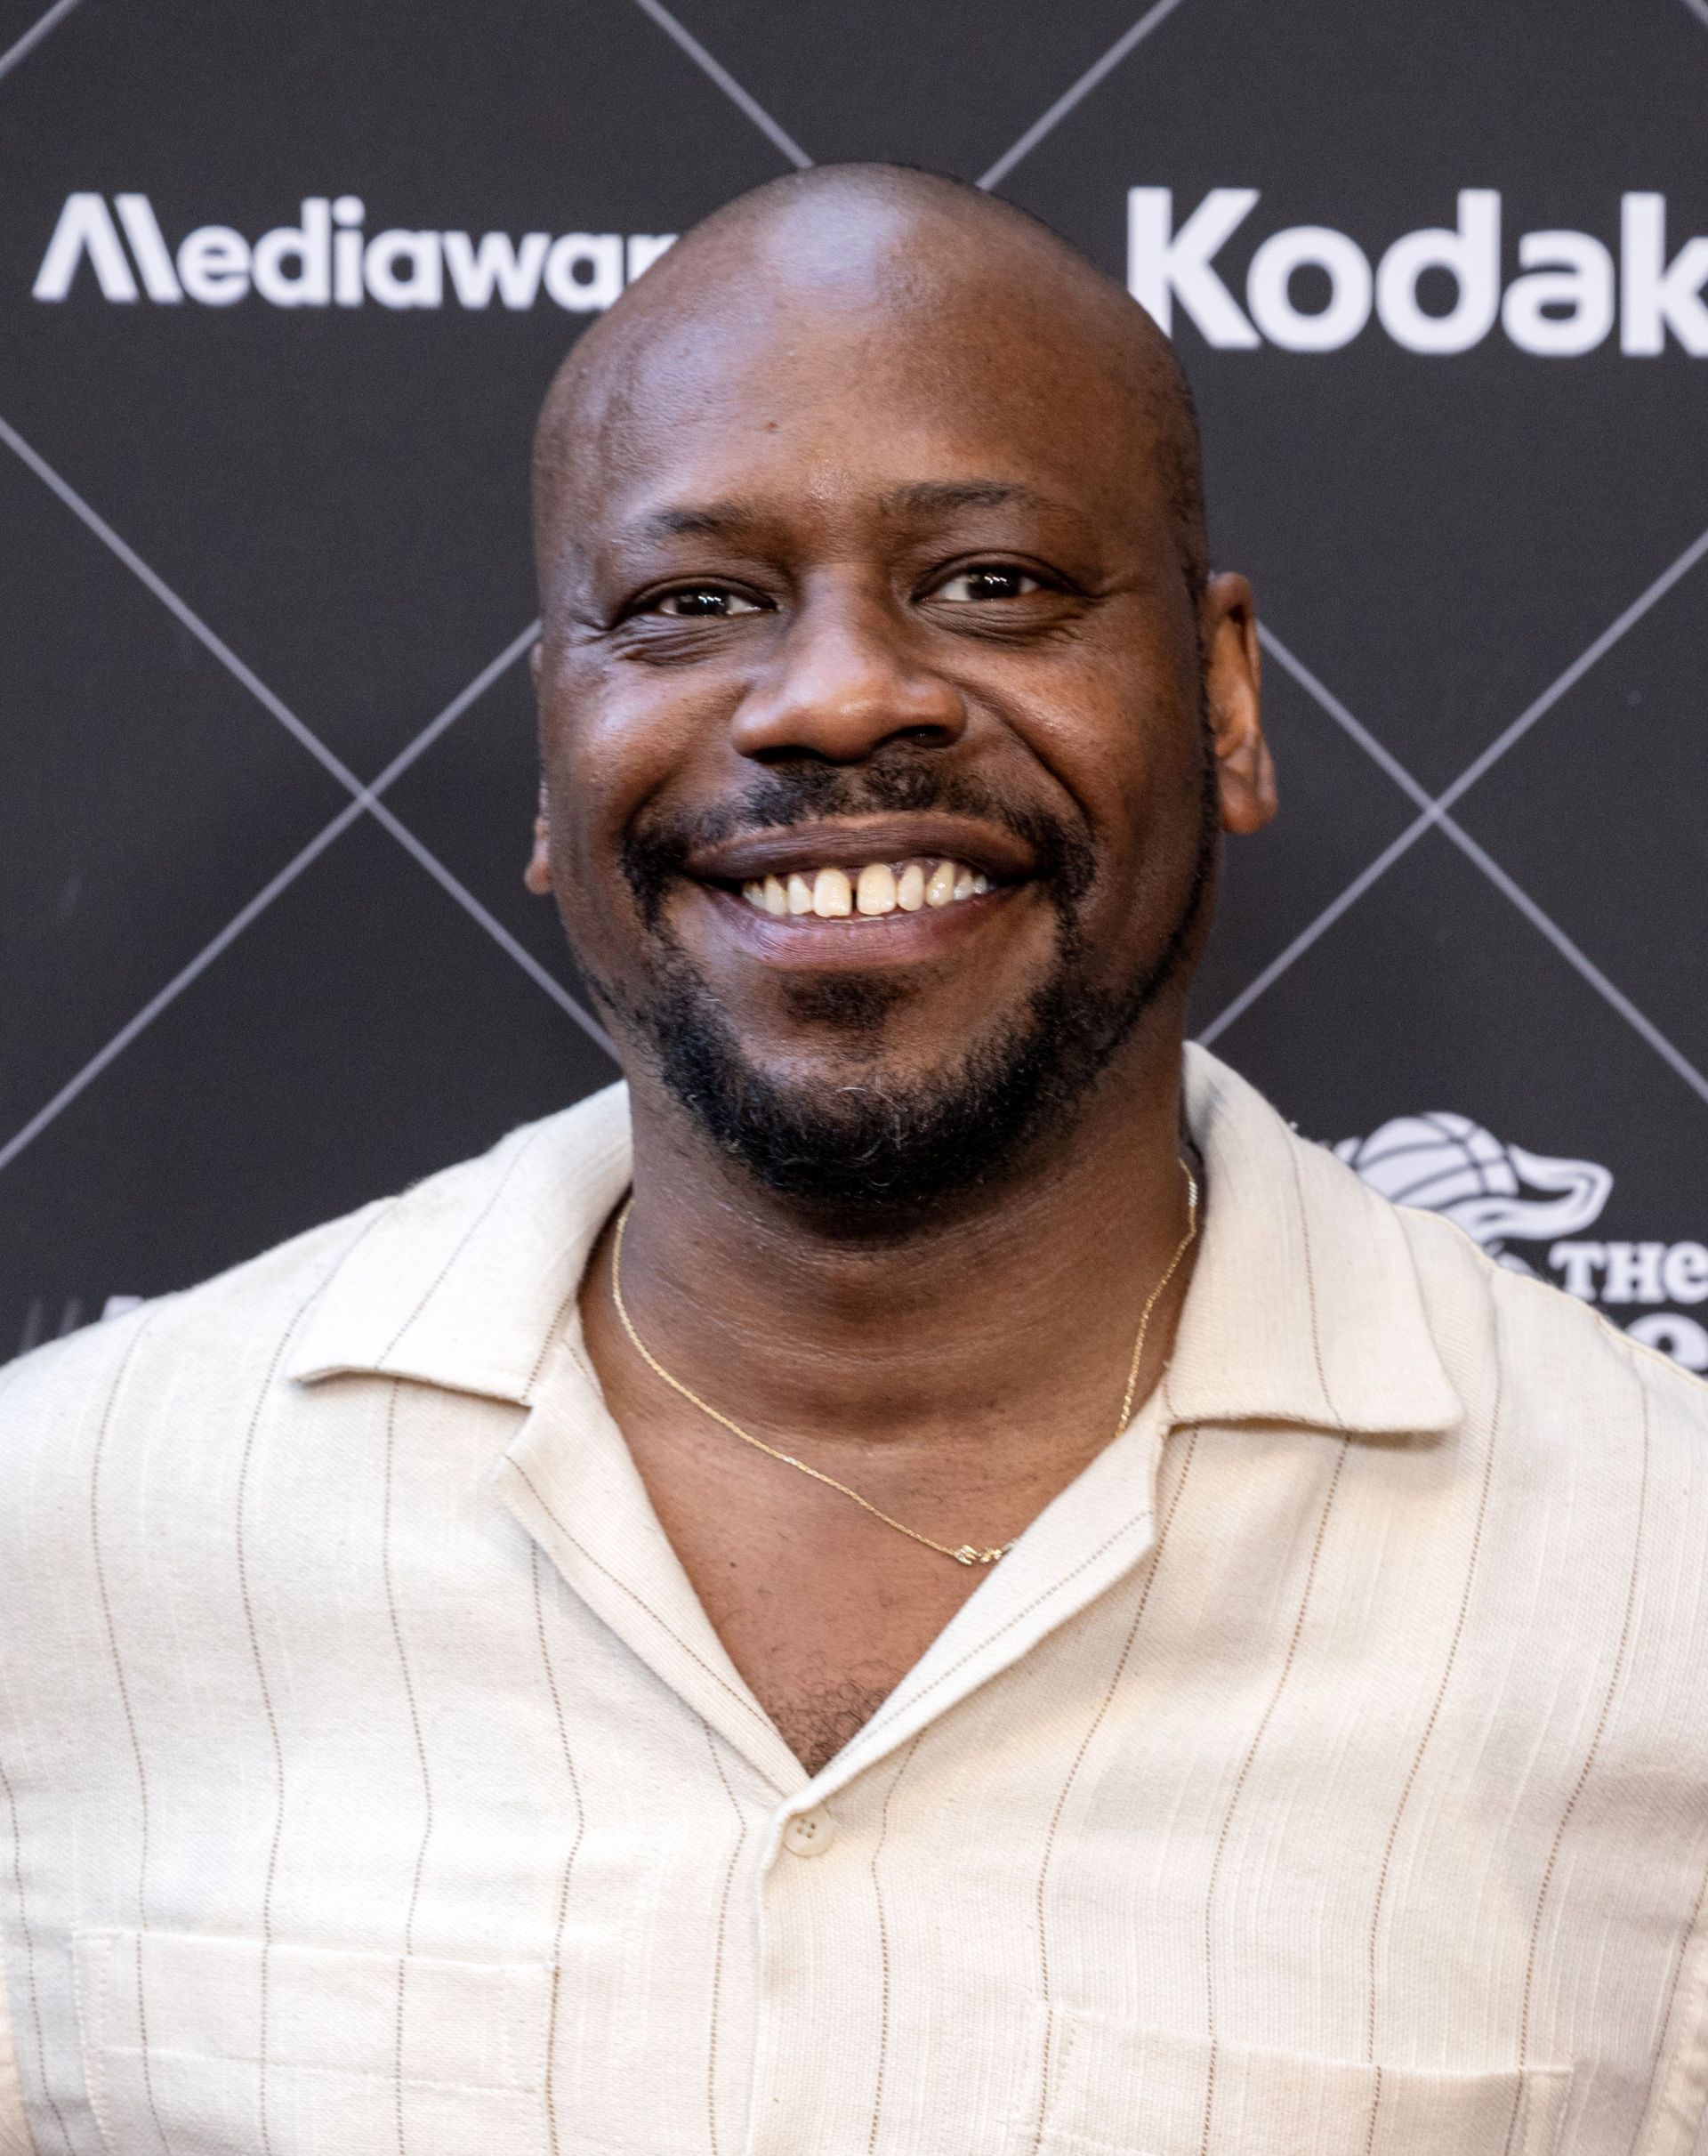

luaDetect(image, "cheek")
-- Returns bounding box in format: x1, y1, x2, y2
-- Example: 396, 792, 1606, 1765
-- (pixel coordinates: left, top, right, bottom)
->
542, 667, 670, 874
538, 658, 740, 965
1010, 679, 1193, 857
1005, 682, 1205, 936
545, 648, 742, 831
535, 696, 645, 966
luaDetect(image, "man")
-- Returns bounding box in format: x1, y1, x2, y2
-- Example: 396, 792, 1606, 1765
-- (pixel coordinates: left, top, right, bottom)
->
1, 165, 1704, 2156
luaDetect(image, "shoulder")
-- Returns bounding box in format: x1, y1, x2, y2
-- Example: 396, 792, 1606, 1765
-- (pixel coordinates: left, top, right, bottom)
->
0, 1081, 631, 1466
1391, 1193, 1708, 1418
0, 1194, 399, 1683
0, 1194, 391, 1457
1387, 1194, 1708, 1564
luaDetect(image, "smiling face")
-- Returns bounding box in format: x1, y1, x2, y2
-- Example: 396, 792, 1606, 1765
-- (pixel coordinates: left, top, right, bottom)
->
529, 170, 1273, 1212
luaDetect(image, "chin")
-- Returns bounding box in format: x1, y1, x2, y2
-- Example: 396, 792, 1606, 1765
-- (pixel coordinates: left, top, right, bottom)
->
634, 958, 1135, 1220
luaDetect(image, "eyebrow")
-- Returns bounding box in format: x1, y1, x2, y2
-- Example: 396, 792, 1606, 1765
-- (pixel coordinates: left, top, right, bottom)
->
618, 501, 755, 547
610, 478, 1068, 554
882, 479, 1059, 518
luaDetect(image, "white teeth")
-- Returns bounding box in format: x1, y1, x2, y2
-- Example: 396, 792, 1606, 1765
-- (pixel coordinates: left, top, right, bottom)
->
745, 858, 992, 917
856, 862, 898, 916
812, 867, 853, 917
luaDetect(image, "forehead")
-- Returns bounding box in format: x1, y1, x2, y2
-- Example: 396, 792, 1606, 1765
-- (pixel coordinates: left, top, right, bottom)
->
558, 257, 1169, 560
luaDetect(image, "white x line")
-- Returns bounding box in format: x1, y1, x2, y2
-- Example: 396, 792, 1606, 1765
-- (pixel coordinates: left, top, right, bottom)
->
0, 422, 617, 1178
1199, 521, 1708, 1069
976, 0, 1195, 190
1210, 621, 1708, 1110
627, 0, 1193, 195
628, 0, 812, 168
0, 0, 82, 83
0, 417, 609, 1038
0, 615, 618, 1179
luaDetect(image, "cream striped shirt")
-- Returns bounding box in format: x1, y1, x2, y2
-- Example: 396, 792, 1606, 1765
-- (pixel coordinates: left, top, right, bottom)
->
2, 1046, 1707, 2156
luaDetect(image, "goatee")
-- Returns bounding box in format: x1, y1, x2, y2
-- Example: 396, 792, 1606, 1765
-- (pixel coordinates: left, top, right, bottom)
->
603, 747, 1217, 1215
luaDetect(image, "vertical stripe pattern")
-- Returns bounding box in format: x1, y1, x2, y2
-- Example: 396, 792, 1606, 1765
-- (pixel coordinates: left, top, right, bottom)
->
234, 1291, 326, 2156
0, 1054, 1702, 2156
530, 1544, 584, 2156
383, 1381, 435, 2156
86, 1318, 171, 2156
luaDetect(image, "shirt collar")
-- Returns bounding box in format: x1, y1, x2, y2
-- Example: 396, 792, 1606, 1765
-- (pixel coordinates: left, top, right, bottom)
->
1164, 1045, 1460, 1437
288, 1046, 1460, 1440
286, 1082, 633, 1403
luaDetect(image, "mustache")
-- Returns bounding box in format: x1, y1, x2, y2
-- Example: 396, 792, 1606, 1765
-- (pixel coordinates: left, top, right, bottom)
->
621, 755, 1097, 924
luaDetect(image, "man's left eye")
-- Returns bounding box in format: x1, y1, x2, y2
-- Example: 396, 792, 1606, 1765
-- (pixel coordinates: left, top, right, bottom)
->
933, 567, 1043, 602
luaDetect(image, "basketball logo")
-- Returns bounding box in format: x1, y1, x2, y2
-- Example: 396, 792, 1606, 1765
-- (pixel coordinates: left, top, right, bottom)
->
1333, 1112, 1612, 1273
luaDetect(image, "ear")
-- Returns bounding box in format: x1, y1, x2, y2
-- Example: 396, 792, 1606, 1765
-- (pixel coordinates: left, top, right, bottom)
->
1200, 572, 1277, 836
524, 777, 553, 895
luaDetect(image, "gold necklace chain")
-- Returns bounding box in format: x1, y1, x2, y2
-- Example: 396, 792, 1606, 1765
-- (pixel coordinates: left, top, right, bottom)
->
608, 1162, 1200, 1568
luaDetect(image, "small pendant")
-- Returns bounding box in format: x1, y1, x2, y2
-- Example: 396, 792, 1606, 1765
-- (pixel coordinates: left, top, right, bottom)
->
955, 1544, 1007, 1566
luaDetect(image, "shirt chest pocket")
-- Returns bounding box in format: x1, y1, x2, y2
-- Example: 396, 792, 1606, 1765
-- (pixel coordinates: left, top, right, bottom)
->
1016, 2007, 1572, 2156
75, 1930, 556, 2156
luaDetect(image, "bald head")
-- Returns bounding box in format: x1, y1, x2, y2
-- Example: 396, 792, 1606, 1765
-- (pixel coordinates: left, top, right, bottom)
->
531, 163, 1207, 609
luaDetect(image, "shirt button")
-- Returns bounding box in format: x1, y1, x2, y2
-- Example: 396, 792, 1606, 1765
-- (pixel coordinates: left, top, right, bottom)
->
782, 1806, 835, 1857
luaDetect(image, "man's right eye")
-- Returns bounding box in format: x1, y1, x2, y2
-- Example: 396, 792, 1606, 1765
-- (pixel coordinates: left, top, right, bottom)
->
646, 586, 766, 618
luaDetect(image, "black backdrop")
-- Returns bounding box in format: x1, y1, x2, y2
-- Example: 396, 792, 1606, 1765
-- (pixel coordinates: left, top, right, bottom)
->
4, 0, 1707, 1368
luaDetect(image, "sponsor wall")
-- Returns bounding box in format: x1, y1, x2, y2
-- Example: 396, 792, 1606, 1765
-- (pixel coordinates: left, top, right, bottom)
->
4, 0, 1706, 1367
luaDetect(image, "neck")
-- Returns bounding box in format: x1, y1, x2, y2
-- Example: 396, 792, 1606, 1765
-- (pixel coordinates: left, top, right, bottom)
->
603, 1021, 1198, 1461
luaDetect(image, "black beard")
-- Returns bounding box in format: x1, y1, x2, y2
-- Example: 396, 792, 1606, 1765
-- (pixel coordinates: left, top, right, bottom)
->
600, 745, 1218, 1217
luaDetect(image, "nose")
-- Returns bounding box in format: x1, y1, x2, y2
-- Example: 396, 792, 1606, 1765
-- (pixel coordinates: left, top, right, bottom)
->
729, 580, 967, 764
